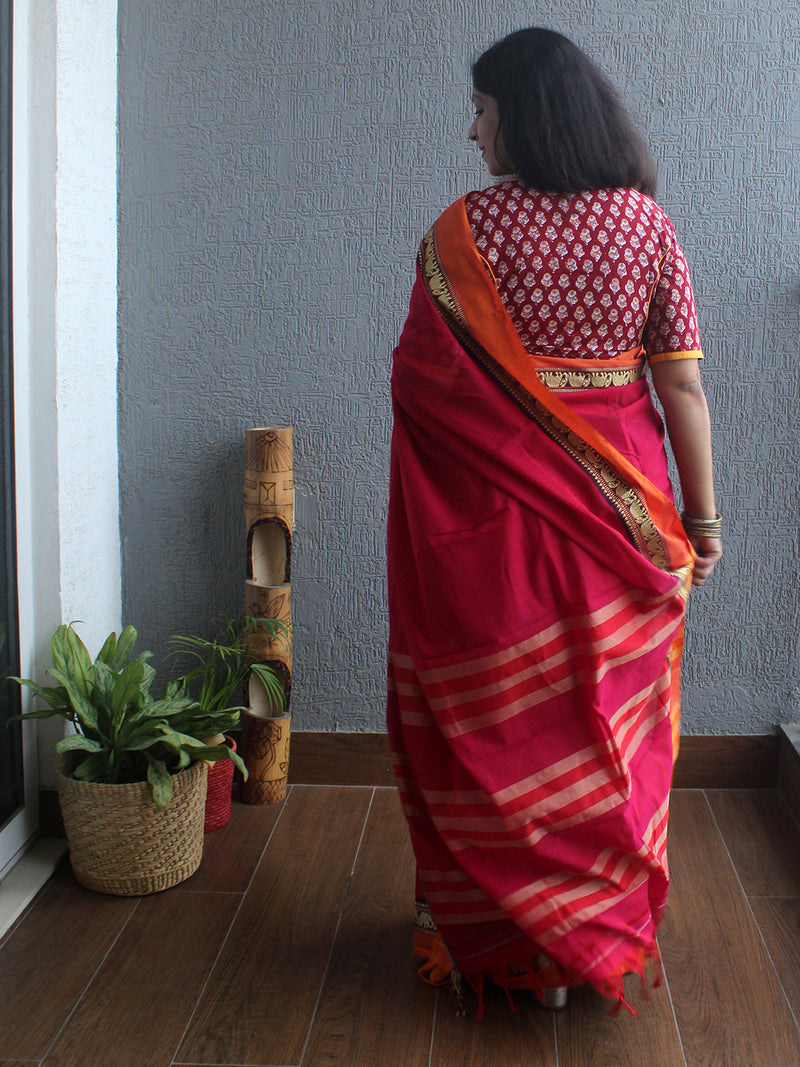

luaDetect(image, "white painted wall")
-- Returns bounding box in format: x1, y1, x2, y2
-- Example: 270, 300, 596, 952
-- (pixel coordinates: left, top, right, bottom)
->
11, 0, 120, 796
0, 0, 119, 888
53, 1, 120, 637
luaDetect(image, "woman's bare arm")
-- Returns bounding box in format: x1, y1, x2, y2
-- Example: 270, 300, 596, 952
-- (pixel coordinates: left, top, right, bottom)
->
650, 357, 722, 586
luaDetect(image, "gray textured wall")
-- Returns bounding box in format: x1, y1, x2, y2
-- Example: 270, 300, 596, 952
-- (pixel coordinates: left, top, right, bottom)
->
118, 0, 800, 734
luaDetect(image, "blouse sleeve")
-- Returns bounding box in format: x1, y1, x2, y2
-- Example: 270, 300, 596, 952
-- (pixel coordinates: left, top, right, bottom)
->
643, 225, 703, 364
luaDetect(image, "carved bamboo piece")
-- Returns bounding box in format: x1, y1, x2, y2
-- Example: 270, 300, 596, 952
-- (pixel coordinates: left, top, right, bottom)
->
241, 711, 291, 805
244, 580, 292, 674
244, 427, 294, 535
242, 426, 294, 804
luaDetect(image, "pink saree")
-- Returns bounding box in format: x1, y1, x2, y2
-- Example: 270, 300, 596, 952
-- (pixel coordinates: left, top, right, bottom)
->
386, 198, 694, 1012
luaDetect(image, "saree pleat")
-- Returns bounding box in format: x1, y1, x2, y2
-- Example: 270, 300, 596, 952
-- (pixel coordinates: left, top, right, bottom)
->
387, 199, 694, 1007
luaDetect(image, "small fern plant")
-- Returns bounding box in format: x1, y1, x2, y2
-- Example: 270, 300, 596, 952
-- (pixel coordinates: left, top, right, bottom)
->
166, 614, 287, 721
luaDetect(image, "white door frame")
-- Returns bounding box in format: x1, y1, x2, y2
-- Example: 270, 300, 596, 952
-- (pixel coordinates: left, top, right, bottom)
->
0, 0, 39, 880
0, 0, 121, 880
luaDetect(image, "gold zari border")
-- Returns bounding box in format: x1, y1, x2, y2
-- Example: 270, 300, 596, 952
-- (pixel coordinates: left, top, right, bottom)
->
536, 365, 644, 390
420, 227, 468, 328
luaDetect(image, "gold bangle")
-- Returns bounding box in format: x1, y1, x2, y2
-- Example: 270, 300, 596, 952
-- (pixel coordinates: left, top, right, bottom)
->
681, 512, 722, 538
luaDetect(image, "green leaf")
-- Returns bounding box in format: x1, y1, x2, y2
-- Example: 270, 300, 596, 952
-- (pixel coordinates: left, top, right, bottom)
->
163, 678, 184, 700
109, 659, 146, 719
8, 677, 70, 713
8, 707, 67, 722
56, 734, 103, 754
125, 733, 175, 752
184, 741, 227, 760
152, 725, 193, 752
188, 741, 248, 780
57, 626, 94, 701
145, 755, 173, 809
70, 751, 113, 782
139, 661, 157, 697
91, 661, 118, 704
46, 670, 100, 731
49, 624, 72, 675
109, 625, 139, 671
228, 746, 248, 779
95, 631, 118, 667
166, 709, 242, 742
148, 695, 201, 719
249, 662, 287, 715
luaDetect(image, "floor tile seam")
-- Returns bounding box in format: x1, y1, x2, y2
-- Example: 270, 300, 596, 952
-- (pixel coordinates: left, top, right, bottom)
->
777, 786, 800, 835
709, 786, 800, 896
36, 895, 143, 1063
296, 787, 377, 1067
292, 781, 378, 789
169, 787, 294, 1065
168, 889, 245, 897
700, 786, 771, 793
699, 789, 775, 902
427, 986, 439, 1067
349, 786, 377, 877
702, 790, 800, 1043
655, 933, 690, 1067
294, 879, 352, 1067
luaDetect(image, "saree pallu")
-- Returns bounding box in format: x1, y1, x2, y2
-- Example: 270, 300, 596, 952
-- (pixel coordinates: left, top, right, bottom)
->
386, 198, 695, 1012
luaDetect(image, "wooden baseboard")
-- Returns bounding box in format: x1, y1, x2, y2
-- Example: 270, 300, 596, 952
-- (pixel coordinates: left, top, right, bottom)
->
671, 734, 779, 789
778, 724, 800, 820
288, 732, 779, 790
38, 732, 781, 832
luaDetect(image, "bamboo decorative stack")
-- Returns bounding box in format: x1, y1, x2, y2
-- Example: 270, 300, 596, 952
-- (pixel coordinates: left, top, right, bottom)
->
241, 427, 293, 803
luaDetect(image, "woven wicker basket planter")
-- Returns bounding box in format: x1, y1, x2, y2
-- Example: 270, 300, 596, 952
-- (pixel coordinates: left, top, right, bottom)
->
55, 756, 208, 896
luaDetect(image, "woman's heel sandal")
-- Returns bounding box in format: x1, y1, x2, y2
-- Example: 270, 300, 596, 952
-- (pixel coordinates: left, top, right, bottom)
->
539, 986, 568, 1010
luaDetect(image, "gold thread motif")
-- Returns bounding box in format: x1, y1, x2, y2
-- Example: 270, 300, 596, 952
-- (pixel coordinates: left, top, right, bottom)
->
557, 421, 669, 568
414, 899, 439, 936
419, 228, 673, 573
420, 229, 470, 329
536, 365, 644, 390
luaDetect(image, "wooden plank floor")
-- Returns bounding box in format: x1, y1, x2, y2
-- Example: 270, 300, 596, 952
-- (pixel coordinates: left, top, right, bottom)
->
1, 785, 799, 1067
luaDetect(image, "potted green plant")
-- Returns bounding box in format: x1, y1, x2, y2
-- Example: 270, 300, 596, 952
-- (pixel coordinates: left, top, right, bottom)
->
10, 622, 249, 895
166, 614, 287, 827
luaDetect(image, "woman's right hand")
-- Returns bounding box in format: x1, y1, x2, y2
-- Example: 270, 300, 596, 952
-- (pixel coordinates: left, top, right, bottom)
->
689, 535, 723, 586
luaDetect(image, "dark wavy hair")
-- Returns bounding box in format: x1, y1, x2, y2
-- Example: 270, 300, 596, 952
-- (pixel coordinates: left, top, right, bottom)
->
472, 28, 657, 197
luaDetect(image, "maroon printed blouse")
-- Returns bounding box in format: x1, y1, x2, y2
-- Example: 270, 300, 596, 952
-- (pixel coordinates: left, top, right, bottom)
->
465, 181, 702, 363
